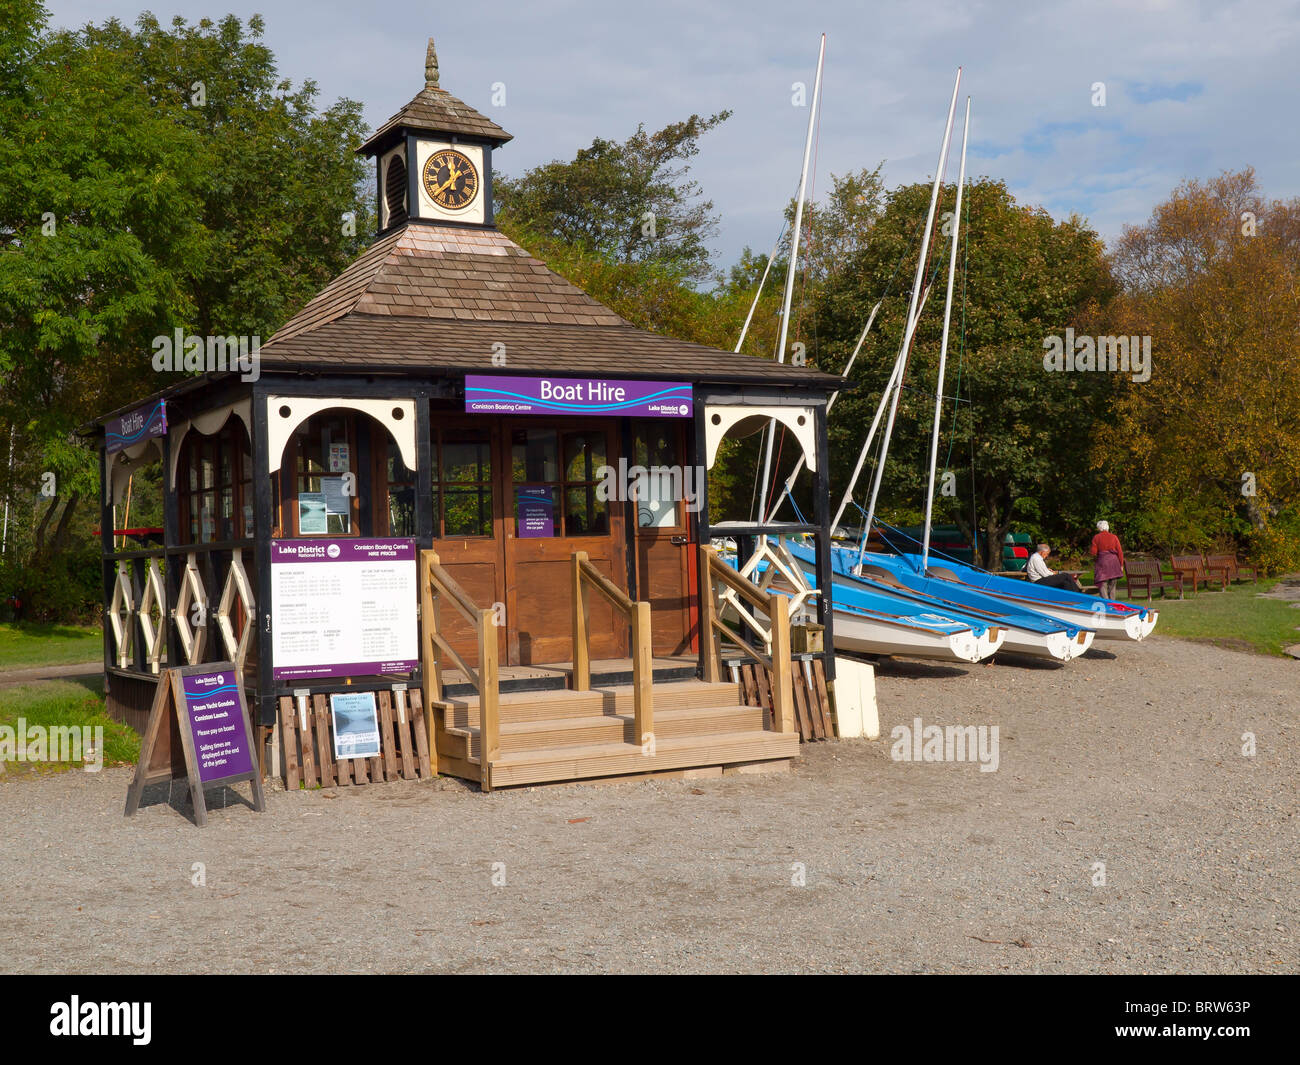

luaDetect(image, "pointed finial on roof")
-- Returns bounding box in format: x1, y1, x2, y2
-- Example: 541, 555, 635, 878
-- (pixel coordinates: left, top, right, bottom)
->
425, 38, 440, 89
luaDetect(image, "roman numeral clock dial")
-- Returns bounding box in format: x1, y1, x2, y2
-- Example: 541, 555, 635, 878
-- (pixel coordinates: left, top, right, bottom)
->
422, 148, 479, 211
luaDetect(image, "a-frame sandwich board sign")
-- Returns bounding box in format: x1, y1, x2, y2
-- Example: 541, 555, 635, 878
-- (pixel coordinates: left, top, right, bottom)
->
124, 662, 266, 826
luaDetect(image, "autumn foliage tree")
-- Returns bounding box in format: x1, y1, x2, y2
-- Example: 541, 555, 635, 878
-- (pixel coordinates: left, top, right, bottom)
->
1097, 169, 1300, 571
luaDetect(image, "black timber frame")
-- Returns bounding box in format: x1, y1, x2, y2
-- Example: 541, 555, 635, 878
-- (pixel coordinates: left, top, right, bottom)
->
691, 387, 835, 683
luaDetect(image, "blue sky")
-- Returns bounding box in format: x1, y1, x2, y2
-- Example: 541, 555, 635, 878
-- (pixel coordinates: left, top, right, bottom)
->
47, 0, 1300, 271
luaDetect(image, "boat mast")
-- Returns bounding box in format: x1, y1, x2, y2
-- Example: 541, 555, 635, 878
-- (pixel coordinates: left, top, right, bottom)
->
828, 286, 932, 534
855, 67, 961, 568
769, 298, 881, 521
921, 96, 971, 572
757, 32, 825, 525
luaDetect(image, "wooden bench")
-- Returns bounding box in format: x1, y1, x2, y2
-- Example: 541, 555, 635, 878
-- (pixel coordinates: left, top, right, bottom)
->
1171, 554, 1226, 593
1123, 558, 1183, 600
1205, 553, 1263, 586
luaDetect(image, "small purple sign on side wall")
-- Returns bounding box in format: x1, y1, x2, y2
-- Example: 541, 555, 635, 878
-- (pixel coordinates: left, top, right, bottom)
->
466, 376, 692, 418
181, 669, 254, 783
105, 399, 167, 454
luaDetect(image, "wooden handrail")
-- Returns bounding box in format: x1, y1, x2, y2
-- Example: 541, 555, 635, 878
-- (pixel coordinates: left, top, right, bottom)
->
425, 555, 483, 627
699, 545, 794, 734
571, 551, 653, 750
420, 548, 498, 791
579, 557, 635, 617
707, 548, 776, 611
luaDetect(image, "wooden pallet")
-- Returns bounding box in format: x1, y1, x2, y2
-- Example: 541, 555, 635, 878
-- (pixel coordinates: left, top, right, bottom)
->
278, 688, 433, 789
731, 657, 834, 742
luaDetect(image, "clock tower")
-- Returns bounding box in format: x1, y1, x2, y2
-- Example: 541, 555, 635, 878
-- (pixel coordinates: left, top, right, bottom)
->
359, 38, 512, 233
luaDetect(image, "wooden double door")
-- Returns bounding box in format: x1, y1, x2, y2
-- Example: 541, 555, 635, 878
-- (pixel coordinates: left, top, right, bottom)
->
428, 415, 696, 667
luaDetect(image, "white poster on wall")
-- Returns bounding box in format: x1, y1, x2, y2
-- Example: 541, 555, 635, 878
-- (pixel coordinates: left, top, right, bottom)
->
270, 538, 418, 680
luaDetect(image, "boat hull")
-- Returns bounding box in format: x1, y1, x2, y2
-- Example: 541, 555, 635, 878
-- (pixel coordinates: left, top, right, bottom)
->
834, 611, 997, 663
796, 544, 1092, 662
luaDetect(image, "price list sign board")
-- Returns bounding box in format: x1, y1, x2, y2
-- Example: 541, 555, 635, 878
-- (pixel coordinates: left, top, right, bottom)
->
270, 539, 418, 680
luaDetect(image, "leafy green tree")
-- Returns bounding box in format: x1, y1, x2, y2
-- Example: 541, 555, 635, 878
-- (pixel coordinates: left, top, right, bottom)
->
0, 6, 373, 615
496, 112, 731, 284
807, 178, 1115, 567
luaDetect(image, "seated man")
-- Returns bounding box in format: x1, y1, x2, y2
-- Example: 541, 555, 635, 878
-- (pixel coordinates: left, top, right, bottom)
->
1025, 543, 1083, 592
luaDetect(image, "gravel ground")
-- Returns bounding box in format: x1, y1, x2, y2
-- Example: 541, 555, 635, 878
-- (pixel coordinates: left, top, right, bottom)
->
2, 634, 1296, 974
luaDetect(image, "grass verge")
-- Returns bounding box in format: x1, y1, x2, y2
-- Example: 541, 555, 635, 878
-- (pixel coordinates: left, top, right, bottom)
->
0, 677, 139, 779
1143, 577, 1300, 657
0, 622, 102, 671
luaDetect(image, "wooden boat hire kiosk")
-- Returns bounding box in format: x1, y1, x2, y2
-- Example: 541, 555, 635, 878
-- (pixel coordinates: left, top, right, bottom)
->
92, 40, 843, 790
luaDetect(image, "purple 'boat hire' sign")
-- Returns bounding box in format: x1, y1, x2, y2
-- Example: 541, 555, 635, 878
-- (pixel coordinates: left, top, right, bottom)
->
270, 539, 419, 680
466, 376, 692, 418
106, 400, 167, 454
181, 669, 254, 783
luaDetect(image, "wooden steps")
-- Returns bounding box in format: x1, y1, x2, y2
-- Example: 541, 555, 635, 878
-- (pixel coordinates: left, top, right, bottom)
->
430, 678, 798, 788
439, 679, 743, 728
447, 703, 763, 758
487, 730, 799, 788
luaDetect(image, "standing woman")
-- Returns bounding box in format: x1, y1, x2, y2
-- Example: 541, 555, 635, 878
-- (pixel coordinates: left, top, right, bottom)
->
1090, 520, 1125, 599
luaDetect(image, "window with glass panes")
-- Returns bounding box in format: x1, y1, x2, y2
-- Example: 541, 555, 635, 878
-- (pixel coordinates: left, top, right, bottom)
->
509, 426, 608, 537
632, 421, 684, 529
178, 421, 251, 544
434, 426, 493, 537
289, 412, 358, 536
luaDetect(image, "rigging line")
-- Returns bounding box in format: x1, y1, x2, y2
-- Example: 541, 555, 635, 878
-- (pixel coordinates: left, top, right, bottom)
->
733, 217, 788, 355
852, 414, 891, 551
769, 217, 919, 526
892, 236, 951, 394
761, 79, 825, 525
796, 81, 824, 347
901, 383, 971, 403
763, 426, 788, 525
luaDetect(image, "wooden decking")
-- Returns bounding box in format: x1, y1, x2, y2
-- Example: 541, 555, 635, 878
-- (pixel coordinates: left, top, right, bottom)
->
430, 678, 798, 789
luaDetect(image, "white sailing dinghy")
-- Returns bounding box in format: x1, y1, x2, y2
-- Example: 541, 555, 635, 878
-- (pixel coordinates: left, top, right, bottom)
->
720, 534, 1006, 663
901, 552, 1157, 640
844, 547, 1095, 659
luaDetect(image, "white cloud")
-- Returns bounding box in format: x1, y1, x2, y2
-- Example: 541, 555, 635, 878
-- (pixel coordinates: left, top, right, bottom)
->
45, 0, 1300, 264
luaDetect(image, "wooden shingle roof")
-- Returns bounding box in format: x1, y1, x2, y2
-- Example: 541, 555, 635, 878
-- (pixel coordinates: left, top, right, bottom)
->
358, 86, 512, 154
271, 225, 629, 342
261, 223, 842, 389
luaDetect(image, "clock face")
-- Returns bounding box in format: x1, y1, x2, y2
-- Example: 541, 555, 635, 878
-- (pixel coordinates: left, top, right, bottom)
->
421, 148, 479, 212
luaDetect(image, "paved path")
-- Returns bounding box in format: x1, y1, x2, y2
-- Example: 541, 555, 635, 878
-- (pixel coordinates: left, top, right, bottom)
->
0, 661, 100, 687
